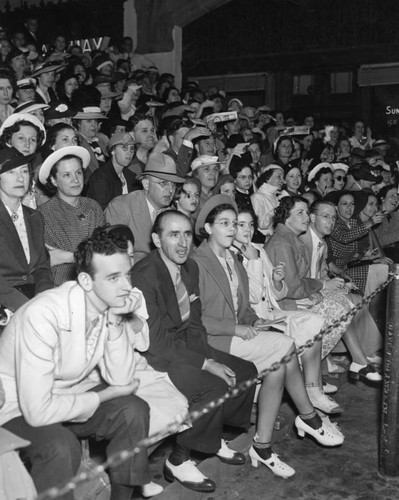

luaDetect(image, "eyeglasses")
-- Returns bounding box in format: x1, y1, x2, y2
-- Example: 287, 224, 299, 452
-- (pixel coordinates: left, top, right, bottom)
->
335, 175, 347, 182
213, 220, 238, 229
237, 174, 254, 181
182, 190, 200, 200
151, 179, 176, 189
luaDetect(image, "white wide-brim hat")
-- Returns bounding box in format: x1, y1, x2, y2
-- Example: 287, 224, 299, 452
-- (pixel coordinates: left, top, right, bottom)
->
0, 113, 46, 144
39, 146, 90, 184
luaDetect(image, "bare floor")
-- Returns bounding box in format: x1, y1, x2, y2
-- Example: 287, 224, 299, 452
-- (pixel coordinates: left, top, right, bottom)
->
149, 375, 399, 500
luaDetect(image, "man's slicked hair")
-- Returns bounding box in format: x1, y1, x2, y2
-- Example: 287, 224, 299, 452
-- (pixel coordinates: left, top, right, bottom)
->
152, 210, 190, 237
75, 226, 128, 277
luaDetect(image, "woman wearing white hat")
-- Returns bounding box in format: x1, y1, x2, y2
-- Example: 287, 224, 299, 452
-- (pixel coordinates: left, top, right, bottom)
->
331, 163, 349, 191
307, 162, 334, 197
0, 112, 46, 155
0, 113, 46, 208
37, 146, 105, 285
72, 106, 108, 181
13, 101, 50, 124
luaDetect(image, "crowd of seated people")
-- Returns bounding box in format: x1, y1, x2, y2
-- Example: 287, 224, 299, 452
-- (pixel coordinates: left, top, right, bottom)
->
0, 15, 398, 500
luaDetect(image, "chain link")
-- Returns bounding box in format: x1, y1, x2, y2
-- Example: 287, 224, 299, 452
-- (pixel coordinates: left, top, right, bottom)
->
37, 273, 394, 500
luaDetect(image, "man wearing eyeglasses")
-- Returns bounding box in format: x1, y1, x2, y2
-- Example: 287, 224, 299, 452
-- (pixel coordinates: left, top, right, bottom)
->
87, 132, 141, 210
301, 199, 383, 382
300, 200, 344, 288
105, 152, 185, 262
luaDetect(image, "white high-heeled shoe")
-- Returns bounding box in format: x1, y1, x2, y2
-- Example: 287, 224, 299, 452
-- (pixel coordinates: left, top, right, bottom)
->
320, 415, 344, 440
141, 482, 163, 498
295, 416, 344, 446
248, 446, 295, 479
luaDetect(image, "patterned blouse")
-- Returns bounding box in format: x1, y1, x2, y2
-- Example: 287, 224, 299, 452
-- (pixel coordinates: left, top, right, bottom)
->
37, 195, 105, 285
326, 216, 370, 294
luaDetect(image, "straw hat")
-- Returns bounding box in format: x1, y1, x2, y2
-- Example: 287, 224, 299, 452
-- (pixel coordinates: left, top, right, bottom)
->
38, 146, 90, 184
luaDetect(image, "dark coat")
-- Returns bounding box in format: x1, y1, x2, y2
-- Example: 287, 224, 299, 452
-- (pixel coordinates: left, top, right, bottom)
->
131, 249, 216, 372
0, 201, 53, 311
86, 159, 141, 210
164, 143, 193, 177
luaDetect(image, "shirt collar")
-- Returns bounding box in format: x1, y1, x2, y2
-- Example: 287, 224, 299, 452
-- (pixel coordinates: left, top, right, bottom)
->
144, 194, 160, 221
4, 203, 23, 217
309, 226, 324, 246
159, 248, 180, 286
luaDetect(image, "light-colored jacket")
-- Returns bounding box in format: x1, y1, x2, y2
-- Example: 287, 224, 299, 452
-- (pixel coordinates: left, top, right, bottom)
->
0, 281, 137, 427
251, 183, 280, 236
266, 223, 323, 310
193, 240, 258, 352
105, 190, 153, 262
234, 243, 288, 319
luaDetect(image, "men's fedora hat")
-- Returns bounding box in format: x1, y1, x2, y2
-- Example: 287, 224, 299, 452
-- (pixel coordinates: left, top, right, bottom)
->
137, 152, 185, 183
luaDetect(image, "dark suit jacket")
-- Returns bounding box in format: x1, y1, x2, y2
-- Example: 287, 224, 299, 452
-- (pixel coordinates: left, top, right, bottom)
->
86, 159, 141, 210
164, 143, 193, 177
21, 27, 43, 49
0, 201, 53, 311
34, 87, 57, 105
131, 250, 216, 372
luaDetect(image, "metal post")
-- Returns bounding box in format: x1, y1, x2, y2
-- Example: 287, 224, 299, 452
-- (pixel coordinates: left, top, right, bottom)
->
379, 263, 399, 477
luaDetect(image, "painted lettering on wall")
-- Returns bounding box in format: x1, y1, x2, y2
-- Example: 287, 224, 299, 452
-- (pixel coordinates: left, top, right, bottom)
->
70, 37, 110, 52
42, 37, 109, 54
386, 106, 399, 115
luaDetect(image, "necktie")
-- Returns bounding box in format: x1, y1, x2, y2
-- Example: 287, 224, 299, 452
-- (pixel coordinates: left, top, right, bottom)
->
316, 241, 324, 276
176, 270, 190, 323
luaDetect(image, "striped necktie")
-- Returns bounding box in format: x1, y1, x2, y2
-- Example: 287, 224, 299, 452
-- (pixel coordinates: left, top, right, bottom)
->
176, 269, 190, 323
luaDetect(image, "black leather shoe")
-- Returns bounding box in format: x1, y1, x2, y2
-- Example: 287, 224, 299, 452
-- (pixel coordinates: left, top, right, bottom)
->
164, 459, 216, 492
348, 364, 382, 383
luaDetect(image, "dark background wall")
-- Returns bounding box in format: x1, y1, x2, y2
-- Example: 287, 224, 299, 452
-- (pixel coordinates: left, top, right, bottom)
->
183, 0, 399, 75
1, 0, 125, 45
183, 0, 399, 130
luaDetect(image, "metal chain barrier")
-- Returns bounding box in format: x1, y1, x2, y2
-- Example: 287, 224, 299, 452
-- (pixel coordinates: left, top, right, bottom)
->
37, 272, 395, 500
